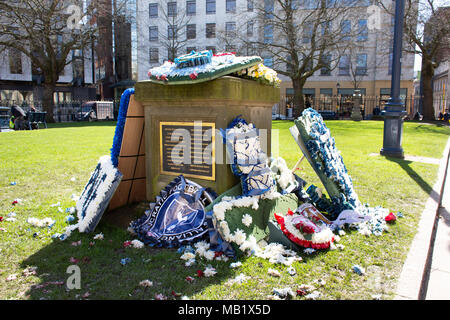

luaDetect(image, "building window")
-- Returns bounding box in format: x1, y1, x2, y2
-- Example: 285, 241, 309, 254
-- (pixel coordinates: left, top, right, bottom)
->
168, 25, 177, 40
186, 24, 196, 39
339, 55, 350, 75
265, 0, 274, 19
186, 0, 196, 15
225, 22, 236, 37
149, 26, 158, 41
149, 3, 158, 18
357, 19, 368, 41
168, 2, 177, 17
247, 0, 254, 11
247, 21, 254, 37
9, 48, 23, 74
341, 20, 351, 41
206, 23, 216, 38
264, 24, 273, 44
226, 0, 236, 13
206, 0, 216, 14
356, 53, 367, 75
321, 21, 331, 36
186, 46, 197, 53
149, 48, 159, 63
246, 44, 257, 56
320, 54, 331, 76
286, 56, 294, 73
302, 24, 313, 43
304, 0, 317, 9
206, 46, 216, 54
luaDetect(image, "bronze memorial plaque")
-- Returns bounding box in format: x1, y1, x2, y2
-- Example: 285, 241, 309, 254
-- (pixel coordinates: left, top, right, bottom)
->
159, 121, 215, 181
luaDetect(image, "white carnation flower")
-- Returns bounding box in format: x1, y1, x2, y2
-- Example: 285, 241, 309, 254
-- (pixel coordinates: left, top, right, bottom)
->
241, 214, 253, 227
204, 267, 217, 277
180, 252, 196, 261
233, 229, 246, 246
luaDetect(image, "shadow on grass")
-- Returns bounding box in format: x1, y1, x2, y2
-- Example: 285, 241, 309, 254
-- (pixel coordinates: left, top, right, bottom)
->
409, 123, 450, 135
385, 156, 439, 203
19, 204, 238, 300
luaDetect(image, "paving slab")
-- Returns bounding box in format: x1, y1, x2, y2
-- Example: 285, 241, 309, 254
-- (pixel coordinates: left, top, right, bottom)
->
394, 138, 450, 300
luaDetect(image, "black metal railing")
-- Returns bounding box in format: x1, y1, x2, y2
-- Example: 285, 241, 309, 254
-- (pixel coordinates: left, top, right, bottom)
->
273, 95, 447, 120
0, 99, 116, 123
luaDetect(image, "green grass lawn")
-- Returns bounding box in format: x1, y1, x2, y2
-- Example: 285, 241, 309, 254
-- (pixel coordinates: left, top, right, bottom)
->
0, 120, 449, 300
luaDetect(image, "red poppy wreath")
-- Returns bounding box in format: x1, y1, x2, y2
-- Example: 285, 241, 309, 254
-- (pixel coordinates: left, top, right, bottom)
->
274, 208, 335, 249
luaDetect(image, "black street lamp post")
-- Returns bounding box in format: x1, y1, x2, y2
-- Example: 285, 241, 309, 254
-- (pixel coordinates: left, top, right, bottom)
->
380, 0, 408, 158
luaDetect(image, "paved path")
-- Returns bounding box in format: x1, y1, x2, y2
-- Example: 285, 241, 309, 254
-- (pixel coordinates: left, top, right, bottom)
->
425, 161, 450, 300
395, 138, 450, 300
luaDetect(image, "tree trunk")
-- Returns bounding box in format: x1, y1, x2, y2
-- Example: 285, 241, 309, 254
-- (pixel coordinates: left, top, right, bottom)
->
421, 58, 435, 121
292, 77, 306, 118
42, 83, 55, 123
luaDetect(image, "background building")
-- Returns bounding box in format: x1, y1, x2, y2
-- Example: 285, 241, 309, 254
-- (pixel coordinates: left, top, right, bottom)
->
135, 0, 417, 118
0, 47, 95, 108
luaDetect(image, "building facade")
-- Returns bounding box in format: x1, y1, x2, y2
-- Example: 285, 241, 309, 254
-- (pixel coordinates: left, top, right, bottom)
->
135, 0, 416, 116
0, 48, 95, 108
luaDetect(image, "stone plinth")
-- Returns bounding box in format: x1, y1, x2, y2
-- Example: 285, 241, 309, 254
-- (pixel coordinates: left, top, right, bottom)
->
135, 76, 280, 200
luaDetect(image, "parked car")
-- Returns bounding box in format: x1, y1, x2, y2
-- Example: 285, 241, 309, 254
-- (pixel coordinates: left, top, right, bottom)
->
76, 101, 114, 121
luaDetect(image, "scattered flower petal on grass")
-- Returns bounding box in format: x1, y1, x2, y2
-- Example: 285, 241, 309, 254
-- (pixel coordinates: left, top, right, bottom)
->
131, 239, 144, 249
93, 233, 104, 240
230, 262, 242, 268
352, 265, 365, 276
123, 241, 132, 248
305, 291, 321, 300
303, 248, 316, 255
196, 270, 204, 277
385, 212, 397, 223
185, 276, 195, 282
120, 258, 131, 265
71, 240, 82, 246
273, 287, 295, 300
204, 267, 217, 277
268, 268, 281, 277
139, 280, 153, 287
69, 257, 79, 264
287, 266, 296, 276
27, 217, 55, 228
23, 267, 38, 277
226, 273, 250, 285
185, 259, 196, 267
155, 293, 167, 300
6, 274, 17, 281
314, 279, 326, 287
296, 289, 307, 296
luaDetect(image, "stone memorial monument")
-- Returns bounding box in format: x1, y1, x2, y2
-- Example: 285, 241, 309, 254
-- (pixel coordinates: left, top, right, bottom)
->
135, 76, 279, 200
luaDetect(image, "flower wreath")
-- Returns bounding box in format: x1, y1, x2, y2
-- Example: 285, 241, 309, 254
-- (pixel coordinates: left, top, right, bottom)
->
274, 207, 334, 250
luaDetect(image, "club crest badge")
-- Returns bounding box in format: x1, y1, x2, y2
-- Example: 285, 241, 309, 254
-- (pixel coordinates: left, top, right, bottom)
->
131, 175, 216, 247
